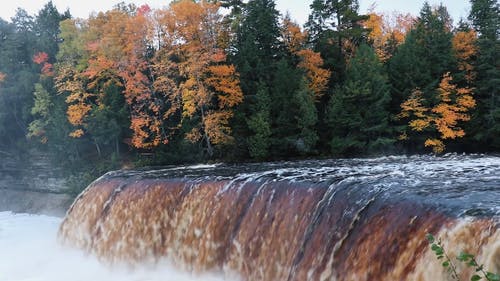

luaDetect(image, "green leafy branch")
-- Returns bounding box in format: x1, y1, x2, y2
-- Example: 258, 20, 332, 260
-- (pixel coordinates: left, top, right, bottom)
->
426, 233, 500, 281
456, 252, 500, 281
426, 233, 461, 280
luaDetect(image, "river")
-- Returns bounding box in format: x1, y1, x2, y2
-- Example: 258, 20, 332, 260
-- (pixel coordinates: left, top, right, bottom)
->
0, 212, 226, 281
2, 155, 500, 280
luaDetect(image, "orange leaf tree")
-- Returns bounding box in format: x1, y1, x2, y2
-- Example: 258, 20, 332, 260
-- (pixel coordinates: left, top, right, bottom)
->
54, 19, 92, 138
84, 5, 164, 149
364, 11, 415, 62
57, 1, 242, 155
155, 0, 243, 156
452, 29, 477, 83
399, 72, 476, 153
55, 16, 131, 157
282, 16, 330, 100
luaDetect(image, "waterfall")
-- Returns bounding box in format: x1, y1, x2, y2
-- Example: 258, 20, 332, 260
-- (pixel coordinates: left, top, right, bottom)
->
59, 155, 500, 280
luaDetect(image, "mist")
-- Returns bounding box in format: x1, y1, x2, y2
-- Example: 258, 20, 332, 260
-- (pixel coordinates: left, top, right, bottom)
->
0, 212, 228, 281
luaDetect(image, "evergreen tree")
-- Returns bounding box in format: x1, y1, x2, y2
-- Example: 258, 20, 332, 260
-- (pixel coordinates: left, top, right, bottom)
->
219, 0, 245, 53
232, 0, 282, 158
271, 59, 301, 152
305, 0, 368, 153
0, 10, 37, 149
389, 2, 456, 109
271, 59, 318, 156
388, 3, 457, 151
306, 0, 368, 85
288, 81, 319, 155
387, 31, 430, 111
327, 44, 393, 155
27, 2, 71, 149
467, 0, 500, 150
247, 83, 272, 159
0, 4, 68, 153
34, 1, 71, 60
234, 0, 281, 95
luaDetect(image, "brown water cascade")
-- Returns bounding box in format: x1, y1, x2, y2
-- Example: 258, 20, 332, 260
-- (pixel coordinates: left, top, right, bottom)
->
59, 156, 500, 280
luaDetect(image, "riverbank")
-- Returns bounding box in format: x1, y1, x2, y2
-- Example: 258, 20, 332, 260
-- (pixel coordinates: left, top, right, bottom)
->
0, 150, 71, 216
0, 189, 71, 217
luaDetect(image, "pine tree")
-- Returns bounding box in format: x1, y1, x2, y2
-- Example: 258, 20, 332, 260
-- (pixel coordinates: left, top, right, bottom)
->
306, 0, 368, 85
389, 2, 456, 109
271, 59, 318, 156
232, 0, 282, 158
234, 0, 281, 95
247, 83, 272, 159
467, 0, 500, 150
0, 10, 37, 148
327, 44, 393, 155
388, 3, 457, 151
218, 0, 245, 52
289, 81, 319, 155
35, 1, 70, 60
305, 0, 368, 153
271, 59, 301, 154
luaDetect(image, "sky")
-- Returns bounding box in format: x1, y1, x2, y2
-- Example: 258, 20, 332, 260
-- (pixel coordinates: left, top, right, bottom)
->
1, 0, 471, 26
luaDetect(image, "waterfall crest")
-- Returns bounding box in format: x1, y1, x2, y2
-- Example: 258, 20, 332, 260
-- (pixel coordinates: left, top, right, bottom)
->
59, 156, 500, 280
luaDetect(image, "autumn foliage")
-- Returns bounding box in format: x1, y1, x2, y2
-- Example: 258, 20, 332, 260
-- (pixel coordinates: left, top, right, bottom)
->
33, 52, 54, 76
152, 0, 243, 154
399, 73, 476, 153
53, 1, 243, 152
11, 0, 494, 170
452, 29, 478, 83
364, 12, 415, 61
282, 17, 330, 99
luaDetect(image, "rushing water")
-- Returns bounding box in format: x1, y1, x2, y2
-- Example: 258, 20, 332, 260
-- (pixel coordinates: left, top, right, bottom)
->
104, 154, 500, 217
0, 212, 226, 281
7, 155, 500, 280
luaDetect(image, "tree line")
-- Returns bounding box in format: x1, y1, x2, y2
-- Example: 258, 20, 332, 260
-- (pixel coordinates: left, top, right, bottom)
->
0, 0, 498, 188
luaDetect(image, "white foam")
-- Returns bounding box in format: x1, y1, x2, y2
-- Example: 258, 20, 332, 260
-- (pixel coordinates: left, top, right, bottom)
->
0, 212, 226, 281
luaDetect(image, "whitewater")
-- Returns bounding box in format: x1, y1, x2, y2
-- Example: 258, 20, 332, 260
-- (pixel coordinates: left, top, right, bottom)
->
0, 212, 225, 281
1, 154, 499, 281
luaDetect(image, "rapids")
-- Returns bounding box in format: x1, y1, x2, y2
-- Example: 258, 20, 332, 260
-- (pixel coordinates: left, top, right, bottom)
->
59, 155, 500, 280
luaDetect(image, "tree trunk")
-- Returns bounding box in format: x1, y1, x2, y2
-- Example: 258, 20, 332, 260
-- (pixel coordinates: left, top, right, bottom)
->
115, 137, 120, 158
200, 106, 214, 157
94, 140, 102, 158
205, 132, 214, 157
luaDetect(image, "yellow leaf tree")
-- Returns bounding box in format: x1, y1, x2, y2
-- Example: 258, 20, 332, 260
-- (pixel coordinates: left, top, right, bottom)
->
155, 0, 243, 155
452, 29, 477, 83
364, 11, 415, 61
399, 72, 476, 153
55, 63, 94, 139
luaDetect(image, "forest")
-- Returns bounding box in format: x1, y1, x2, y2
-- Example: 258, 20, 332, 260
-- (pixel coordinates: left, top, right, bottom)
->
0, 0, 498, 191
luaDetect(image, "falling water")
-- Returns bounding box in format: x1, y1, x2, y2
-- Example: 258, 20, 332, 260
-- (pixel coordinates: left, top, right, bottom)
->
0, 212, 226, 281
58, 155, 500, 280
